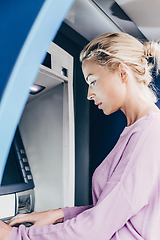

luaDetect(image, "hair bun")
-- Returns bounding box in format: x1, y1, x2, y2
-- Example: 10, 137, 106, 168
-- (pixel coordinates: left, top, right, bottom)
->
143, 41, 159, 58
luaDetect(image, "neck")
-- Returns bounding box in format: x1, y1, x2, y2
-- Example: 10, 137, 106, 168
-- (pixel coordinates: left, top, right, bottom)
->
120, 82, 160, 127
121, 102, 159, 127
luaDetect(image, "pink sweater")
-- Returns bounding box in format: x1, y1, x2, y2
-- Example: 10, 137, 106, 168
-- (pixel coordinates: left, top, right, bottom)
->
9, 111, 160, 239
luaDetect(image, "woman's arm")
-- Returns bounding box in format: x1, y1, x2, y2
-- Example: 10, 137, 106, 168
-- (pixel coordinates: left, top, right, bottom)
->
8, 124, 160, 239
8, 209, 64, 227
62, 205, 92, 221
8, 205, 92, 227
8, 182, 135, 240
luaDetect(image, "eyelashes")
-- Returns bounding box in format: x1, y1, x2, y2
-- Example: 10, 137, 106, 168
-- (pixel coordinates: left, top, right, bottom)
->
90, 80, 96, 86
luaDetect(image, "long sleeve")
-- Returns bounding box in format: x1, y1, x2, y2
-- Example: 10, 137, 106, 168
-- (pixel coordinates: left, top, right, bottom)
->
9, 143, 159, 240
9, 182, 135, 240
62, 205, 92, 221
9, 112, 160, 240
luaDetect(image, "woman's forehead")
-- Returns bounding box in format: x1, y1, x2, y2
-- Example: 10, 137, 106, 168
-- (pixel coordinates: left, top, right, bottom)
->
82, 58, 99, 71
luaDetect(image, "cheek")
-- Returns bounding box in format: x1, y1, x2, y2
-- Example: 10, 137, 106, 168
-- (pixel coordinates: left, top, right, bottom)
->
103, 85, 125, 106
101, 85, 116, 100
113, 86, 126, 106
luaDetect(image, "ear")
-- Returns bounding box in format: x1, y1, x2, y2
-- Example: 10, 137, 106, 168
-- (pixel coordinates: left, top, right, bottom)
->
118, 63, 129, 83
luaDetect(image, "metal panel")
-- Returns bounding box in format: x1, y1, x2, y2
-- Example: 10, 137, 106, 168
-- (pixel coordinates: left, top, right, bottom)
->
0, 0, 74, 184
65, 0, 121, 41
93, 0, 147, 40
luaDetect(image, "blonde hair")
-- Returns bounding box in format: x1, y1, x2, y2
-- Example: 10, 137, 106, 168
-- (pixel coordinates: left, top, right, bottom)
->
80, 32, 160, 102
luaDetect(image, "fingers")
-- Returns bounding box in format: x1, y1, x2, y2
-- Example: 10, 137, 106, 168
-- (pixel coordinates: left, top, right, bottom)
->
7, 209, 64, 228
7, 213, 34, 227
7, 215, 23, 226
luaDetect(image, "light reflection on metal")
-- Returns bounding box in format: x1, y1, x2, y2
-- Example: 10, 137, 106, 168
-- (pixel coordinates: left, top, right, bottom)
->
29, 84, 45, 95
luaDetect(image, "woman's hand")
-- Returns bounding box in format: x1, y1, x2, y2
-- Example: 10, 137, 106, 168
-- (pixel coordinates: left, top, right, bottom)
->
0, 220, 12, 240
7, 209, 64, 227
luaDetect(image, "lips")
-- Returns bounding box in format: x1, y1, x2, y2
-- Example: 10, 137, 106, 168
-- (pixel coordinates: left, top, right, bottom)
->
95, 102, 102, 109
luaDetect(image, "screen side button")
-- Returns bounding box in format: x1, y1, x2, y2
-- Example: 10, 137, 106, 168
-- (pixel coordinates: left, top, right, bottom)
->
25, 166, 30, 171
20, 149, 25, 154
27, 175, 32, 180
22, 158, 27, 163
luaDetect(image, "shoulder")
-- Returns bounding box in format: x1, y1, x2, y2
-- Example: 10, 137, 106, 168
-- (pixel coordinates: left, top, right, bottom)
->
115, 112, 160, 179
121, 111, 160, 141
94, 111, 160, 184
119, 111, 160, 178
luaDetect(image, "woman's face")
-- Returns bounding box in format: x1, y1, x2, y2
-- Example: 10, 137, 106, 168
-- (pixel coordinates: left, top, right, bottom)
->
82, 59, 127, 115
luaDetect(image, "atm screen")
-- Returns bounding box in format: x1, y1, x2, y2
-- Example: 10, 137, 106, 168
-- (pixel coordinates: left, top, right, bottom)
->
1, 143, 24, 185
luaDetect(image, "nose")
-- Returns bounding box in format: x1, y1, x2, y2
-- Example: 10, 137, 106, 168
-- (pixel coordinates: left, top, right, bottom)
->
87, 86, 95, 100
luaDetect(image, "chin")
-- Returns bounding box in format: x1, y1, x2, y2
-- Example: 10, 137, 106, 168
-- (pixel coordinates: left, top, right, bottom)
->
102, 109, 111, 115
103, 109, 116, 116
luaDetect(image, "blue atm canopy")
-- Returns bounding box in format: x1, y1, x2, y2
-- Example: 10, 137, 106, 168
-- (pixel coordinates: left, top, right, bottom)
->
0, 0, 75, 183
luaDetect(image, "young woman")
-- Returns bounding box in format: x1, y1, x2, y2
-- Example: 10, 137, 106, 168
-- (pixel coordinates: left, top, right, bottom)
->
1, 32, 160, 240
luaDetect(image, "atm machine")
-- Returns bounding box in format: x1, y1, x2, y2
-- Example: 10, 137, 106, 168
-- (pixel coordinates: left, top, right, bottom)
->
0, 42, 75, 219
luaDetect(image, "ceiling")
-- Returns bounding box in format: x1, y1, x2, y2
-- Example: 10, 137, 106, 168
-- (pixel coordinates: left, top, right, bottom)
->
64, 0, 121, 41
64, 0, 160, 42
116, 0, 160, 41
